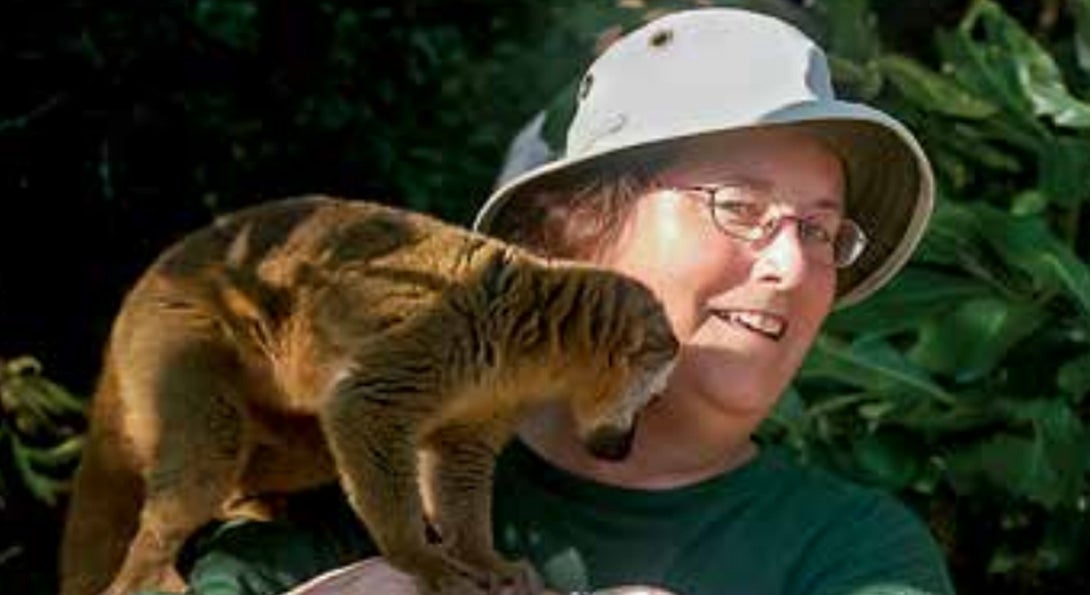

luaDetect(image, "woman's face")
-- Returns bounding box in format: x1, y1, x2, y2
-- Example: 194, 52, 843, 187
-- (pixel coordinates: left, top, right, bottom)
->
597, 128, 843, 419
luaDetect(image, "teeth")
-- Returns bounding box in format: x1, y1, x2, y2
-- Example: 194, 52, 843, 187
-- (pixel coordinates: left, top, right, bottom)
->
723, 310, 786, 339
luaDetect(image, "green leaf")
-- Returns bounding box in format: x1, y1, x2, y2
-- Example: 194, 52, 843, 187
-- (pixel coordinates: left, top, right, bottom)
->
1075, 0, 1090, 73
1010, 189, 1049, 216
914, 201, 982, 268
1057, 352, 1090, 402
192, 0, 259, 53
828, 55, 883, 100
928, 146, 971, 190
1038, 136, 1090, 207
1032, 86, 1090, 128
819, 0, 881, 65
826, 268, 992, 336
770, 385, 807, 427
936, 27, 1032, 120
947, 400, 1086, 509
894, 392, 1005, 433
947, 434, 1060, 508
914, 202, 1016, 291
974, 0, 1090, 128
1009, 398, 1088, 486
920, 202, 1090, 319
802, 336, 956, 406
10, 439, 69, 506
22, 435, 84, 468
934, 16, 1049, 151
761, 386, 811, 453
852, 431, 922, 490
939, 122, 1022, 172
908, 296, 1047, 383
878, 54, 997, 118
978, 207, 1090, 320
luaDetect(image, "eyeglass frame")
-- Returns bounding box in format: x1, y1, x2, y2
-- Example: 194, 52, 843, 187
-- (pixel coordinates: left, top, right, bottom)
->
665, 181, 869, 269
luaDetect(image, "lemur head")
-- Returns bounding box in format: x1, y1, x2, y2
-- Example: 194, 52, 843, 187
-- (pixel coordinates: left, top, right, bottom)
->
564, 268, 679, 461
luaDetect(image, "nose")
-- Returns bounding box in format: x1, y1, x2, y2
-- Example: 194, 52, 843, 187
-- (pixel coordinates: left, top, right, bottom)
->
750, 221, 810, 289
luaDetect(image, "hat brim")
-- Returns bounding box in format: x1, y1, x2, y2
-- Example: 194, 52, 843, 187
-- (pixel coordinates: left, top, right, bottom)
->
473, 99, 934, 308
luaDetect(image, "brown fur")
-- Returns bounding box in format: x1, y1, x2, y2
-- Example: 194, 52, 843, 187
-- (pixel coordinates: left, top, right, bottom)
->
59, 196, 678, 595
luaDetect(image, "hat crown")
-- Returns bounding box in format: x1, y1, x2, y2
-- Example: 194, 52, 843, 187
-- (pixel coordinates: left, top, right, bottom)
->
567, 9, 834, 159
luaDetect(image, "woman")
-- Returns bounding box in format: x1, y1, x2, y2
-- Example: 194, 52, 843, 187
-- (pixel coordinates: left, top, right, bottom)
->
166, 8, 954, 595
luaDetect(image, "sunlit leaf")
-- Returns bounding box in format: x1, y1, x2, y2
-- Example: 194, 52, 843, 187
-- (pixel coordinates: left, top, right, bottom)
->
22, 435, 84, 468
11, 440, 71, 506
936, 27, 1033, 120
819, 0, 881, 65
973, 0, 1090, 128
1075, 0, 1090, 73
1010, 189, 1049, 216
878, 54, 997, 118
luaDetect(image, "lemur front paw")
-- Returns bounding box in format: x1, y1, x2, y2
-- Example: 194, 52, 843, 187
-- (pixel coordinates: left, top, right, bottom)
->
483, 558, 544, 595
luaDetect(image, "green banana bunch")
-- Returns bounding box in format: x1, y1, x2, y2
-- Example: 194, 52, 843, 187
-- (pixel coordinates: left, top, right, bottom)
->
0, 356, 86, 506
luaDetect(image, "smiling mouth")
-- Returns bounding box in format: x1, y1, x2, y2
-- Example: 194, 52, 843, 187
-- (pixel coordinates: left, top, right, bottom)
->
711, 309, 787, 341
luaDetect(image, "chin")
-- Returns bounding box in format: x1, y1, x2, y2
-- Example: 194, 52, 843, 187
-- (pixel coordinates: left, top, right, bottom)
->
668, 380, 768, 420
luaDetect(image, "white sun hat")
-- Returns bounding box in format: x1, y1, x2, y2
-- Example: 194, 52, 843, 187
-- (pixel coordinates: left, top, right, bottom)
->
473, 7, 934, 307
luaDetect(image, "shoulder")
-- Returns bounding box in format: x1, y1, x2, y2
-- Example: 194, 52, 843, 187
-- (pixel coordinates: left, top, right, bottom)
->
753, 448, 912, 520
748, 449, 955, 595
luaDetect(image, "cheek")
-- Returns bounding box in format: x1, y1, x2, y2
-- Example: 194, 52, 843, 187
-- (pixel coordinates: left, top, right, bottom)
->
598, 197, 751, 342
669, 277, 834, 412
796, 273, 837, 338
653, 244, 751, 340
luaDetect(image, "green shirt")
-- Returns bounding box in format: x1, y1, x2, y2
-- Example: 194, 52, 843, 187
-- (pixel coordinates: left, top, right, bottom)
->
169, 441, 954, 595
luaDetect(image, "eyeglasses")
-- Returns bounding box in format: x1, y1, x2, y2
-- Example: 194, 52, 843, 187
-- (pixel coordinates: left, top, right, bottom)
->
672, 182, 868, 269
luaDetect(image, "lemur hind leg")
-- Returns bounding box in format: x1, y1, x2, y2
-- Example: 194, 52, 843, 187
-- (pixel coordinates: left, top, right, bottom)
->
103, 331, 249, 595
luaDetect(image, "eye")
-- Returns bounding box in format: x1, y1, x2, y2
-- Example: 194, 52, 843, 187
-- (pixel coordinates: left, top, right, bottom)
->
798, 216, 838, 244
707, 187, 764, 224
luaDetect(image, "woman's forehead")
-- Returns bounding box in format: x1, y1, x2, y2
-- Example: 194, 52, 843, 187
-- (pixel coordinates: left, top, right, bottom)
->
653, 132, 846, 210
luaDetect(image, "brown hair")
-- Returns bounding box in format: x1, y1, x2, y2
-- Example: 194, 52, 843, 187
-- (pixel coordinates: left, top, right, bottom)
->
489, 147, 673, 260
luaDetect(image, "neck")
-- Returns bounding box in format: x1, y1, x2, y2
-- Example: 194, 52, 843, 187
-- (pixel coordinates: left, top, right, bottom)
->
517, 391, 761, 490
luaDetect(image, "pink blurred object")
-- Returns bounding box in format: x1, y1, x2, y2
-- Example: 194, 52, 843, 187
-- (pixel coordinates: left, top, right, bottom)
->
284, 557, 677, 594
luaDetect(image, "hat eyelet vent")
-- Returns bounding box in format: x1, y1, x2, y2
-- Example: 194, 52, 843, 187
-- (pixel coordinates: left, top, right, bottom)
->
578, 72, 594, 100
650, 28, 673, 48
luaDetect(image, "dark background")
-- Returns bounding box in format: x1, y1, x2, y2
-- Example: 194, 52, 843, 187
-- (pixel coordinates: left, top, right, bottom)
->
12, 2, 1089, 595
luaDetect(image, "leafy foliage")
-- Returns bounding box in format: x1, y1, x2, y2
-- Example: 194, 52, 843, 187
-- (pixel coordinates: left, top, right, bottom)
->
0, 357, 85, 594
0, 357, 85, 507
4, 1, 1090, 594
760, 1, 1090, 593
